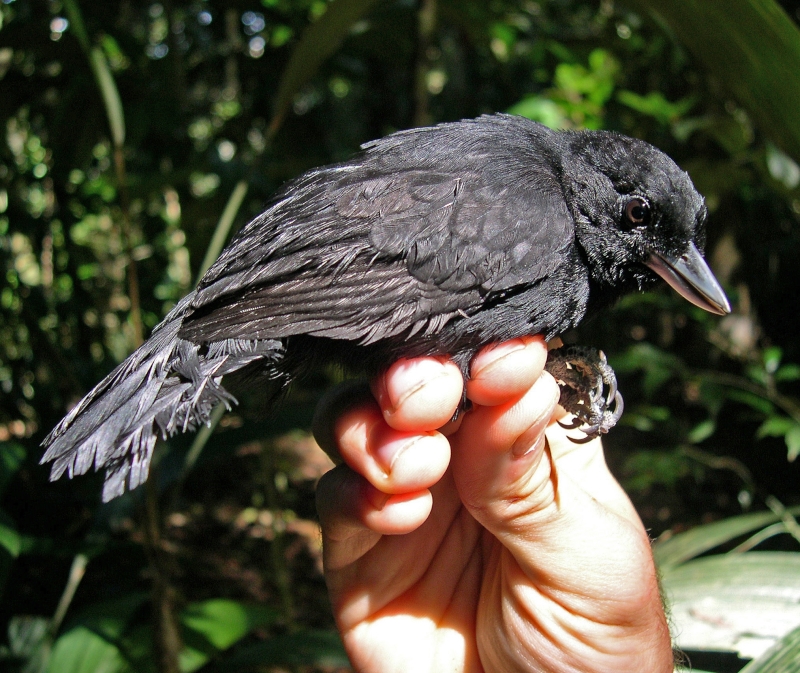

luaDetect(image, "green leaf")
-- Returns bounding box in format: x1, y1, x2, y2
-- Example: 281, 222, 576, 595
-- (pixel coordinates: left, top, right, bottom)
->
631, 0, 800, 159
763, 345, 784, 374
7, 615, 49, 659
622, 449, 692, 491
757, 416, 797, 439
89, 47, 126, 148
610, 343, 683, 397
62, 0, 91, 52
0, 442, 25, 496
654, 508, 800, 570
766, 143, 800, 189
786, 426, 800, 462
662, 552, 800, 661
740, 622, 800, 672
178, 599, 278, 671
619, 405, 672, 432
68, 593, 149, 641
757, 417, 800, 462
688, 419, 716, 444
271, 0, 382, 129
616, 90, 696, 124
214, 629, 349, 670
775, 363, 800, 382
726, 389, 775, 415
46, 626, 129, 673
181, 599, 276, 651
0, 519, 21, 558
195, 181, 249, 282
506, 97, 569, 129
0, 510, 20, 600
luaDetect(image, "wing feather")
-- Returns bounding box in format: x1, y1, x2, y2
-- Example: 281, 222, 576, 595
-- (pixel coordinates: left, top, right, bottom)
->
180, 115, 576, 346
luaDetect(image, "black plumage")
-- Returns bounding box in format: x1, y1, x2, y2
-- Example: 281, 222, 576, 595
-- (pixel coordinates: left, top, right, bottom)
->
41, 114, 730, 501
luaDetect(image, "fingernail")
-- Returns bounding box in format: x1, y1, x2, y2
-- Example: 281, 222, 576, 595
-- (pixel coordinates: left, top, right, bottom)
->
511, 429, 547, 458
371, 428, 420, 473
383, 358, 450, 413
371, 374, 389, 411
471, 339, 527, 379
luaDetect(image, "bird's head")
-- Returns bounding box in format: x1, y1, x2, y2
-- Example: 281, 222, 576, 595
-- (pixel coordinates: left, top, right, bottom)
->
562, 130, 730, 316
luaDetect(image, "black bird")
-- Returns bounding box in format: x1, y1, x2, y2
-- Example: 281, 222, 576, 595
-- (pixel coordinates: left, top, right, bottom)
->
41, 114, 730, 501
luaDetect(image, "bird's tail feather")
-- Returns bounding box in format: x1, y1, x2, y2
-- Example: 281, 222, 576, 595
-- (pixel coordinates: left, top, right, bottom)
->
41, 294, 283, 501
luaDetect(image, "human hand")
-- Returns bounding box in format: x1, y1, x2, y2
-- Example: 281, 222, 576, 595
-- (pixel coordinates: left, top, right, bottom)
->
314, 336, 672, 673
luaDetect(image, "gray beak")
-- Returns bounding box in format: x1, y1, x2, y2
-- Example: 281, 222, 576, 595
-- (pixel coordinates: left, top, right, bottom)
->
646, 242, 731, 315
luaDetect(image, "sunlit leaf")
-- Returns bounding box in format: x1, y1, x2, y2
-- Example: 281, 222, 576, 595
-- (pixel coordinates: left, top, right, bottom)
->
757, 416, 797, 440
688, 419, 716, 444
654, 508, 800, 570
181, 598, 276, 651
507, 97, 569, 129
616, 90, 696, 124
178, 599, 279, 671
766, 143, 800, 189
763, 346, 784, 373
786, 426, 800, 462
662, 552, 800, 662
46, 626, 129, 673
739, 622, 800, 672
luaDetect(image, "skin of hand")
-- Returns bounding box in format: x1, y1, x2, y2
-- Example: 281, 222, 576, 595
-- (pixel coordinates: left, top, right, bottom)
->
313, 335, 673, 673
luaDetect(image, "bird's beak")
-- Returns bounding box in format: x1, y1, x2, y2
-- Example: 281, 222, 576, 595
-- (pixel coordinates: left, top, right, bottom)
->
646, 242, 731, 315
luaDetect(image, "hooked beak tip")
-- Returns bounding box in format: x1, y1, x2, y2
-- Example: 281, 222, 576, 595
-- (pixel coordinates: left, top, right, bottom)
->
646, 243, 731, 316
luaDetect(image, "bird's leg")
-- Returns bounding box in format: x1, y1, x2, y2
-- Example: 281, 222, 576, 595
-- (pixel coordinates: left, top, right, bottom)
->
449, 393, 473, 423
451, 353, 474, 423
544, 346, 624, 439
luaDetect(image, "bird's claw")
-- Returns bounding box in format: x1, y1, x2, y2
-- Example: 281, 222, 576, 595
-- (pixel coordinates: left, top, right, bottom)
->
545, 347, 624, 440
557, 416, 584, 431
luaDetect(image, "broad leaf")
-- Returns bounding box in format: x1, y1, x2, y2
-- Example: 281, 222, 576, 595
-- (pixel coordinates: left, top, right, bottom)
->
654, 508, 800, 570
213, 629, 349, 670
739, 623, 800, 672
662, 552, 800, 661
630, 0, 800, 158
271, 0, 382, 129
46, 626, 129, 673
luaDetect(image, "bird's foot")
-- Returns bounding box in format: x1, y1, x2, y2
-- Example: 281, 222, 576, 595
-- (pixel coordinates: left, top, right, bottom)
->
544, 346, 624, 440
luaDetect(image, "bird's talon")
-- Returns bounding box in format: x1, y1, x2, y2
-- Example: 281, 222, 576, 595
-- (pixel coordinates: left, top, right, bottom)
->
581, 422, 601, 436
558, 416, 584, 430
545, 346, 624, 441
606, 376, 618, 408
569, 431, 599, 444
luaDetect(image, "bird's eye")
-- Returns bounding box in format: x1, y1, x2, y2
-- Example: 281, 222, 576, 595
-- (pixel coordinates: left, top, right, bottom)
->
624, 197, 650, 227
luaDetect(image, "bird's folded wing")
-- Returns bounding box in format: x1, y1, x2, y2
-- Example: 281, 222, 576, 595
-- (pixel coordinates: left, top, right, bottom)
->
181, 118, 575, 345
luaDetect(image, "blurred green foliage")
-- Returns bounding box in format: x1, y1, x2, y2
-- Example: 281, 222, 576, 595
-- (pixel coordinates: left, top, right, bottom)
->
1, 0, 800, 671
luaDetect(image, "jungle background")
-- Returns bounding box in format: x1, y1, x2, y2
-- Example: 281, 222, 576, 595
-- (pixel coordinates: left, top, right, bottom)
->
2, 0, 800, 671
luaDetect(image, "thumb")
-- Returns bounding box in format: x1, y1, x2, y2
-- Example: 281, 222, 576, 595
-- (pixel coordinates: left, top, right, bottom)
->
450, 366, 562, 536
